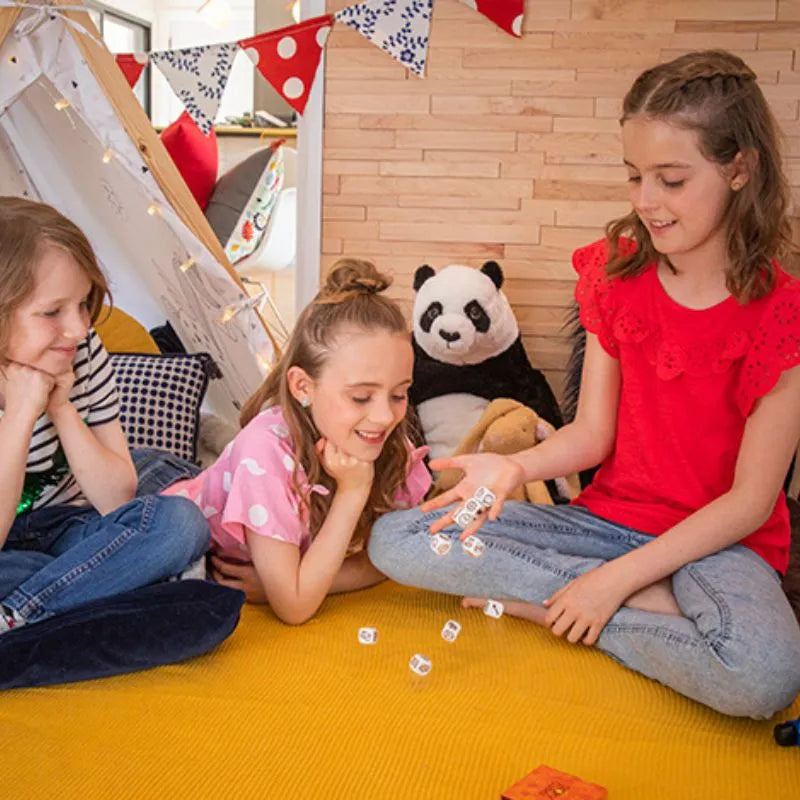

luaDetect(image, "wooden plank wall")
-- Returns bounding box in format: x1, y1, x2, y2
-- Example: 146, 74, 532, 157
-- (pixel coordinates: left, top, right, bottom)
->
321, 0, 800, 401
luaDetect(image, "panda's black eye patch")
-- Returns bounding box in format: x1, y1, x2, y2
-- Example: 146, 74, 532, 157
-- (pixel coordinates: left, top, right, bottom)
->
464, 301, 490, 332
419, 302, 443, 333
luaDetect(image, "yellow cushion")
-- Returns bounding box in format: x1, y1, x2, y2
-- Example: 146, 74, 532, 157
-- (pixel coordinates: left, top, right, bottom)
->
94, 306, 160, 354
1, 582, 797, 798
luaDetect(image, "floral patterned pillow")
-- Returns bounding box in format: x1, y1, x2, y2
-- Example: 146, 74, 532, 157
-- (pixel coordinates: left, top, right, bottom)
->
224, 145, 285, 264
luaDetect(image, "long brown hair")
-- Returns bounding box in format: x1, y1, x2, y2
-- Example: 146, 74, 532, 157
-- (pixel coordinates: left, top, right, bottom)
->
605, 50, 795, 301
0, 196, 109, 360
240, 258, 411, 545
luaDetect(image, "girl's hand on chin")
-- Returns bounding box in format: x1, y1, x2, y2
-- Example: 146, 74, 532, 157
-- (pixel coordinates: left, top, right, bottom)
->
46, 369, 76, 416
3, 361, 54, 421
316, 437, 374, 494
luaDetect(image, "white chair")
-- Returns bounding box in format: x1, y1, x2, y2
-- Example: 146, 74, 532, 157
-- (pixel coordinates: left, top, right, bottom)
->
234, 146, 297, 279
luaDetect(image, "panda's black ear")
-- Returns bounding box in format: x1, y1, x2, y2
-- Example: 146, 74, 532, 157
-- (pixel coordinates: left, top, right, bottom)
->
480, 260, 504, 290
413, 264, 435, 292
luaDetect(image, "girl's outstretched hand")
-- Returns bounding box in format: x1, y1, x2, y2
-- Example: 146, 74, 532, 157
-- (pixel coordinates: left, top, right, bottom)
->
421, 452, 525, 537
316, 437, 374, 495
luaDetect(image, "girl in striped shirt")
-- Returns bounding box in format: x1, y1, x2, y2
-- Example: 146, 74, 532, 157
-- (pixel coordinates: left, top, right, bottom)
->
0, 197, 209, 635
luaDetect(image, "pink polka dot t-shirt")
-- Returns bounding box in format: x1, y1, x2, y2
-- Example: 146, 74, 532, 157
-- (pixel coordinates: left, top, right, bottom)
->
163, 406, 431, 553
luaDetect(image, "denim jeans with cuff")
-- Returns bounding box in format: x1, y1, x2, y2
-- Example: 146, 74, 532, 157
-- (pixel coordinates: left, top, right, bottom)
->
368, 501, 800, 718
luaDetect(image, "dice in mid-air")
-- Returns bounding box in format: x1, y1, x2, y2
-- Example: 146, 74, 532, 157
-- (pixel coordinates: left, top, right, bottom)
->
461, 534, 485, 558
430, 532, 452, 556
483, 600, 504, 619
357, 627, 378, 644
441, 619, 461, 642
473, 486, 496, 508
409, 653, 432, 676
453, 506, 476, 530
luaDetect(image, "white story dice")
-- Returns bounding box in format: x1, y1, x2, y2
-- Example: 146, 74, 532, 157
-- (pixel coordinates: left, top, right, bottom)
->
453, 506, 476, 529
430, 532, 452, 556
409, 653, 432, 676
473, 486, 496, 508
357, 627, 378, 645
483, 599, 504, 619
441, 620, 461, 642
461, 534, 485, 558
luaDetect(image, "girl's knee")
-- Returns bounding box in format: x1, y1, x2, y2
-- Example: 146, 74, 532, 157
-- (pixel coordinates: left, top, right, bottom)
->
368, 507, 426, 573
148, 495, 211, 559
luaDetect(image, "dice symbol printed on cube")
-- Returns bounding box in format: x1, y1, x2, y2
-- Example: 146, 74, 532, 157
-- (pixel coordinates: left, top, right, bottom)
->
461, 534, 485, 557
464, 498, 481, 516
358, 627, 378, 644
409, 653, 432, 676
441, 619, 461, 642
473, 486, 496, 508
483, 600, 504, 619
430, 532, 452, 556
453, 507, 476, 530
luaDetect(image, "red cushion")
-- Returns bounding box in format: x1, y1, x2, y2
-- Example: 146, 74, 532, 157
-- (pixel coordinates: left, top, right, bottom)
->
160, 112, 218, 210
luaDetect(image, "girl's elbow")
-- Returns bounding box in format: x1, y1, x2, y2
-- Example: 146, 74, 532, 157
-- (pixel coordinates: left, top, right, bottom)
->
274, 601, 318, 626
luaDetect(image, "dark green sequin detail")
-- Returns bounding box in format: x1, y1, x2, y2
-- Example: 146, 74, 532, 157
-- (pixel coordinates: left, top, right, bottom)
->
17, 445, 69, 515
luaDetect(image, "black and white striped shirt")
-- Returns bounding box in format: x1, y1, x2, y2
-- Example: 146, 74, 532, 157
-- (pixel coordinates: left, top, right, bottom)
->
10, 329, 120, 513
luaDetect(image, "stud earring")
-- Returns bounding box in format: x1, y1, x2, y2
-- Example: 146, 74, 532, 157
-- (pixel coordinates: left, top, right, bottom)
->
731, 179, 744, 191
300, 396, 310, 409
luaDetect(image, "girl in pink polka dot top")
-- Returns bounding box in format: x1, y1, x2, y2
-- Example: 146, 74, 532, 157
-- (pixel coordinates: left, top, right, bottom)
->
164, 258, 430, 624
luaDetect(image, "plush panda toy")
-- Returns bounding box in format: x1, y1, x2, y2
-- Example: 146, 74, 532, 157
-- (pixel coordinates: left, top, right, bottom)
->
410, 260, 563, 461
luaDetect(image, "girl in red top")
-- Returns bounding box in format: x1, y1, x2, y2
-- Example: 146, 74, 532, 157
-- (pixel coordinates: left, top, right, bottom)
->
368, 50, 800, 718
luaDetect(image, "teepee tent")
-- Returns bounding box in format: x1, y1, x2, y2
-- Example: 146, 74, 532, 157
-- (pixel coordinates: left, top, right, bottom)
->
0, 1, 275, 424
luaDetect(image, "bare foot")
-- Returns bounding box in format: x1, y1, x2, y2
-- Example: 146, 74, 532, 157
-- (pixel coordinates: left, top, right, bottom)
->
624, 578, 682, 616
462, 596, 548, 626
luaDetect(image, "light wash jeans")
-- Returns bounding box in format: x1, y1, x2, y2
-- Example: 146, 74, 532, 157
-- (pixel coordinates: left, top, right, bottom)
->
368, 501, 800, 718
0, 449, 208, 624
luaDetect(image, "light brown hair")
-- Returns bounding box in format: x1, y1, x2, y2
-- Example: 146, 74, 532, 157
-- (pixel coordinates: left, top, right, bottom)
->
240, 258, 411, 545
606, 50, 795, 301
0, 196, 109, 359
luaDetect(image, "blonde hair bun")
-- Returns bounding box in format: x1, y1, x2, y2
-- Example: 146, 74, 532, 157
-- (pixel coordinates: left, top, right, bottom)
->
321, 258, 391, 300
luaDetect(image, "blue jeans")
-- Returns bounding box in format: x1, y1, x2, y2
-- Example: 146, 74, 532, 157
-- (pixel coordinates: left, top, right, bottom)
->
0, 449, 208, 624
368, 502, 800, 718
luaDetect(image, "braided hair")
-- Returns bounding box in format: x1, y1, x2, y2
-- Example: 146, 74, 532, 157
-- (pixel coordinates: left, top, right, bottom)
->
239, 258, 411, 545
605, 50, 795, 300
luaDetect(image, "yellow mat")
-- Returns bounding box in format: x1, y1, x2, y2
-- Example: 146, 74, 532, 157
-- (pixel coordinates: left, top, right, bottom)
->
1, 582, 798, 799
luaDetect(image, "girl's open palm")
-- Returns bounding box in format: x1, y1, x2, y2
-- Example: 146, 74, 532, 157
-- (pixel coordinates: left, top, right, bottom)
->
316, 438, 374, 494
421, 452, 525, 536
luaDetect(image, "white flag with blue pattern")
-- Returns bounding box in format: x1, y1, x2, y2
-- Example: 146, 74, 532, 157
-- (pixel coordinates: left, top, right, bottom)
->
335, 0, 433, 77
150, 43, 238, 135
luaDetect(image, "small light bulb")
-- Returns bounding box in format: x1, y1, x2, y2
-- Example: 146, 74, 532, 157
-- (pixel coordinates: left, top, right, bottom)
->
146, 203, 159, 216
179, 257, 196, 273
220, 305, 237, 324
256, 352, 272, 372
102, 149, 113, 164
54, 98, 70, 110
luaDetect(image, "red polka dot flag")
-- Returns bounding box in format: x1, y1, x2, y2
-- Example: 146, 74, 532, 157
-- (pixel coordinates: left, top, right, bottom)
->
238, 15, 334, 117
460, 0, 525, 38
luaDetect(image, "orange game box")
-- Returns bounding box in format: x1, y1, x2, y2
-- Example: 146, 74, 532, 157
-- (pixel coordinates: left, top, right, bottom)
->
501, 764, 608, 799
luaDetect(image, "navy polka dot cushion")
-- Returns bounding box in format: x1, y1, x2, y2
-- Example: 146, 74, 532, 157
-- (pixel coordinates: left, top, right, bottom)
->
109, 352, 216, 464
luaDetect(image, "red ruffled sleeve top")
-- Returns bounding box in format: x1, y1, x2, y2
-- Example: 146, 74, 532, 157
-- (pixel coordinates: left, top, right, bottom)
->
572, 238, 800, 573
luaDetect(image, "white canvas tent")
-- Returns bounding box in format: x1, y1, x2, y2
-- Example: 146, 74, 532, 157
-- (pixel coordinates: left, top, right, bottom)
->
0, 1, 276, 424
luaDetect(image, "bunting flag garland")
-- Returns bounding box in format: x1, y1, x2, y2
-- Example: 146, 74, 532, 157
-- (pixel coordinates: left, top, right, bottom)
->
239, 14, 333, 116
335, 0, 433, 77
459, 0, 524, 37
114, 0, 528, 129
114, 52, 149, 89
150, 42, 238, 135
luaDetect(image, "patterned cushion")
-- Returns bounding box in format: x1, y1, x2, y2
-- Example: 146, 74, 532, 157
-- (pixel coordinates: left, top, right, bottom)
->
224, 144, 285, 264
109, 352, 217, 464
